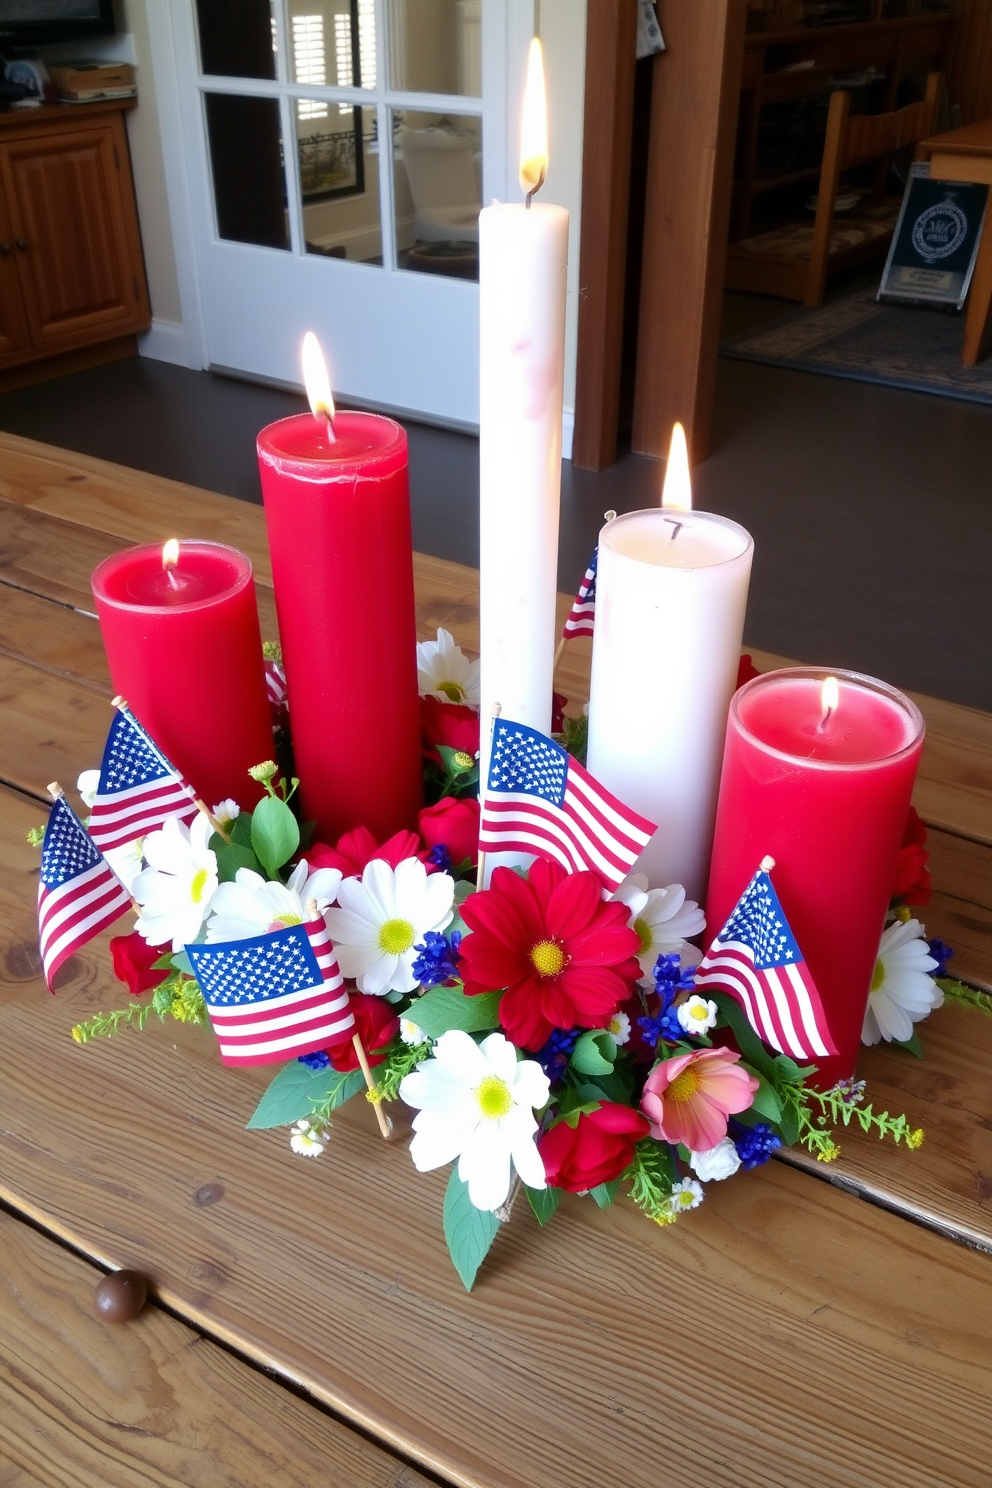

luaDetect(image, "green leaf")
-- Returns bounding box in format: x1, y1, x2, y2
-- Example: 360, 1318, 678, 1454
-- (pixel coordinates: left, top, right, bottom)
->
742, 1066, 783, 1123
411, 985, 502, 1037
590, 1180, 620, 1209
230, 810, 254, 848
171, 950, 193, 976
773, 1053, 818, 1086
250, 794, 300, 879
152, 950, 175, 970
893, 1030, 924, 1059
246, 1061, 363, 1129
572, 1066, 634, 1106
437, 746, 477, 777
712, 992, 777, 1080
211, 833, 263, 883
777, 1101, 801, 1147
526, 1184, 561, 1226
443, 1169, 501, 1291
571, 1029, 616, 1076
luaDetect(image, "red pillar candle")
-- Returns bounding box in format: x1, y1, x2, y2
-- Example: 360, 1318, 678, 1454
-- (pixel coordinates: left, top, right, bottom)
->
256, 411, 422, 844
91, 541, 273, 811
705, 668, 925, 1085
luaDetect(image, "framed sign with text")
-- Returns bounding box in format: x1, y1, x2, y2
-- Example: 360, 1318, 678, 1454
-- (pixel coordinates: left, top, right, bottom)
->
878, 163, 989, 309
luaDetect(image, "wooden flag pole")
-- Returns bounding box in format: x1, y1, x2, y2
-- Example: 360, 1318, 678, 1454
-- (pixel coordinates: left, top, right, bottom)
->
552, 636, 566, 675
306, 898, 391, 1140
47, 781, 140, 913
110, 696, 230, 843
475, 702, 502, 892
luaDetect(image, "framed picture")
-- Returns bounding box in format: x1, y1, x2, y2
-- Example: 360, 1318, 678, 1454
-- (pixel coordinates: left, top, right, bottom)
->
298, 108, 366, 203
878, 163, 989, 310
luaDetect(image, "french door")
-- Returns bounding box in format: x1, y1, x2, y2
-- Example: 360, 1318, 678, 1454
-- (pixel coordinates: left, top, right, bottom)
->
169, 0, 515, 427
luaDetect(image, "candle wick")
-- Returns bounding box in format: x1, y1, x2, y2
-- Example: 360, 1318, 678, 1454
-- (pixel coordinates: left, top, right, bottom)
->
165, 566, 180, 590
324, 412, 336, 445
817, 706, 834, 733
664, 519, 683, 542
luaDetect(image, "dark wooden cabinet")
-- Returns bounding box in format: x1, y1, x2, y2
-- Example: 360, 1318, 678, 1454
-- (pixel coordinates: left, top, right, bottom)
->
0, 100, 150, 375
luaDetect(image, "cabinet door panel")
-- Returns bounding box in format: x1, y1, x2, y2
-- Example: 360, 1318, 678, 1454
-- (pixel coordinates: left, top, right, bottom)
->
1, 124, 141, 346
0, 201, 30, 357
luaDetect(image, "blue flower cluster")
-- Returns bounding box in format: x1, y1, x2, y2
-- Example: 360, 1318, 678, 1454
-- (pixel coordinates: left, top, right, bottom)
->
298, 1049, 330, 1070
426, 842, 453, 874
928, 937, 954, 977
411, 929, 462, 988
638, 953, 699, 1048
731, 1120, 781, 1169
535, 1026, 580, 1081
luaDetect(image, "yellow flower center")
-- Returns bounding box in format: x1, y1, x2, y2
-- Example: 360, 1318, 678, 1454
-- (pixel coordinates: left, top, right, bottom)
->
609, 1015, 623, 1035
272, 913, 303, 929
378, 918, 416, 955
675, 1189, 695, 1208
437, 680, 466, 703
190, 868, 210, 903
666, 1064, 702, 1105
476, 1074, 513, 1119
633, 916, 653, 955
453, 750, 475, 768
530, 938, 567, 978
870, 958, 886, 992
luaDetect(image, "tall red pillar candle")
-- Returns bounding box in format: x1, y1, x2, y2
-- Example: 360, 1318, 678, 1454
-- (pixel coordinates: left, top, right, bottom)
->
91, 541, 274, 810
706, 668, 925, 1085
256, 411, 422, 844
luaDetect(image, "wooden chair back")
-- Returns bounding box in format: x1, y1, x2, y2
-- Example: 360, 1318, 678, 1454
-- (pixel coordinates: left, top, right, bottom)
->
805, 71, 944, 307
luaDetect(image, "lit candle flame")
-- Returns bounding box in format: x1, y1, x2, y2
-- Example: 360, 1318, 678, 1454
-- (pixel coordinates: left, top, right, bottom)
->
162, 539, 180, 570
819, 675, 839, 730
302, 331, 335, 438
519, 36, 548, 200
661, 422, 692, 511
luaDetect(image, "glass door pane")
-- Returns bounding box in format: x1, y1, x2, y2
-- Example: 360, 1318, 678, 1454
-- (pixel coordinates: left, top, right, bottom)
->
204, 94, 289, 248
388, 0, 481, 95
287, 0, 377, 90
296, 103, 383, 262
393, 109, 480, 279
196, 0, 278, 78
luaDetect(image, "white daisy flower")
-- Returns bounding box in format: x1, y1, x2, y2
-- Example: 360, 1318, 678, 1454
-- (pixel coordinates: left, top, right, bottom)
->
77, 768, 100, 809
399, 1030, 550, 1211
324, 857, 454, 997
132, 815, 219, 951
605, 1010, 631, 1046
612, 875, 706, 979
689, 1138, 741, 1182
400, 1016, 428, 1046
862, 918, 941, 1045
671, 1177, 705, 1211
677, 993, 718, 1037
290, 1119, 329, 1157
205, 860, 343, 943
416, 627, 480, 707
211, 798, 241, 826
104, 840, 146, 894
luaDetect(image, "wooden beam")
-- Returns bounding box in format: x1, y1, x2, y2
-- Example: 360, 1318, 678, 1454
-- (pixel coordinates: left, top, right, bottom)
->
949, 0, 992, 126
571, 0, 638, 472
631, 0, 747, 463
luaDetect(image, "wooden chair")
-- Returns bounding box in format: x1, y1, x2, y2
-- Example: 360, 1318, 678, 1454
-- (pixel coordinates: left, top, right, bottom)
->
725, 72, 944, 306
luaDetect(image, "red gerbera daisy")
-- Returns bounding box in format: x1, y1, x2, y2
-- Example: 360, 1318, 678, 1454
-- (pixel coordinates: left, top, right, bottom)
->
459, 859, 641, 1051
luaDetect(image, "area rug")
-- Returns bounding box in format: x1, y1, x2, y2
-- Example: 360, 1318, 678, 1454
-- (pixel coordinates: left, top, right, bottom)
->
720, 289, 992, 406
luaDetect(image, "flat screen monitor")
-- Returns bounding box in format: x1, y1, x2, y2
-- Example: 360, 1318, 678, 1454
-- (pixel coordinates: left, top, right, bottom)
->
0, 0, 117, 49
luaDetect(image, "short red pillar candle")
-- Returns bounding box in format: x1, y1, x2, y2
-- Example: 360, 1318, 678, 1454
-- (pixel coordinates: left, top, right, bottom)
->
91, 541, 273, 811
706, 668, 925, 1085
256, 411, 422, 844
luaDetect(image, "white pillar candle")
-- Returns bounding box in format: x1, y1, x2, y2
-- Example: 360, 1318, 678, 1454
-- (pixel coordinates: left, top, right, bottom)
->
478, 38, 568, 796
586, 507, 754, 903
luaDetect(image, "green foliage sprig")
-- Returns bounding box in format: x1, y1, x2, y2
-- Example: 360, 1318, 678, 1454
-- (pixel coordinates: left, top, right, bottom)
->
624, 1137, 679, 1225
71, 973, 207, 1044
938, 976, 992, 1017
371, 1039, 432, 1103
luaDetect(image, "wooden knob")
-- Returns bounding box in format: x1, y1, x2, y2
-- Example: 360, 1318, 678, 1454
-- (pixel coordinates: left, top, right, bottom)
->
94, 1269, 148, 1323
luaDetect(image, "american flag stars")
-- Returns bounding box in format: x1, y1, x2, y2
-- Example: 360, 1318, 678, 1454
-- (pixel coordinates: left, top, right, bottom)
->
489, 725, 568, 805
718, 872, 799, 970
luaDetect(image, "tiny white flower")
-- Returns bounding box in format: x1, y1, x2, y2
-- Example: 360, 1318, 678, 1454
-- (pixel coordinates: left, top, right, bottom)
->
132, 815, 219, 952
290, 1119, 329, 1157
206, 859, 342, 943
862, 919, 941, 1045
677, 993, 718, 1036
671, 1177, 705, 1211
324, 857, 454, 996
606, 1010, 631, 1046
416, 627, 480, 707
212, 798, 241, 826
77, 768, 100, 810
400, 1016, 427, 1046
612, 875, 706, 979
689, 1138, 741, 1182
400, 1029, 550, 1211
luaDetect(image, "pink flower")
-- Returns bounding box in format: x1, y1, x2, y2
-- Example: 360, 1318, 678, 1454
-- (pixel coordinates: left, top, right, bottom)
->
640, 1047, 758, 1152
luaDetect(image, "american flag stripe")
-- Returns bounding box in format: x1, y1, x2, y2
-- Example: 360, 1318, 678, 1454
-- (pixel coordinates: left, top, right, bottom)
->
37, 796, 132, 990
562, 550, 597, 639
265, 658, 288, 711
89, 785, 198, 849
695, 947, 816, 1060
88, 708, 199, 853
480, 777, 648, 883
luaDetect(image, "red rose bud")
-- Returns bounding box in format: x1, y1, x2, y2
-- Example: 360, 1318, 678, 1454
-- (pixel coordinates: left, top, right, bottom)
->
891, 806, 931, 905
109, 932, 170, 997
305, 826, 421, 879
736, 653, 761, 690
419, 796, 480, 869
539, 1103, 651, 1193
551, 691, 567, 734
420, 695, 480, 766
327, 993, 398, 1071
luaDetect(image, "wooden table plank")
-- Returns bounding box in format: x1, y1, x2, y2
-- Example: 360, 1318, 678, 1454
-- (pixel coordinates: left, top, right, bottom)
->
0, 786, 990, 1488
0, 1206, 434, 1488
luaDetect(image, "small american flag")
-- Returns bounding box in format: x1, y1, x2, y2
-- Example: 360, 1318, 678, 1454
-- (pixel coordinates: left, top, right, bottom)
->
264, 657, 288, 715
187, 919, 355, 1066
88, 709, 198, 853
562, 548, 597, 639
38, 795, 131, 990
695, 866, 836, 1061
480, 717, 656, 892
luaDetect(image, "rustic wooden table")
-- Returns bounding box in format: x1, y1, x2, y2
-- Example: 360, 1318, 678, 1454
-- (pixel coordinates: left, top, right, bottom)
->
1, 432, 991, 1488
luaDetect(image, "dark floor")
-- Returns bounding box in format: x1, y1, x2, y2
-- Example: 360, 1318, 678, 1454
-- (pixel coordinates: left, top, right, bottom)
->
1, 302, 990, 712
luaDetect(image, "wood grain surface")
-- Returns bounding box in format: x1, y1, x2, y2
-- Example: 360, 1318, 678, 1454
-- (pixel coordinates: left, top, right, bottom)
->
0, 1206, 434, 1488
2, 431, 992, 1488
